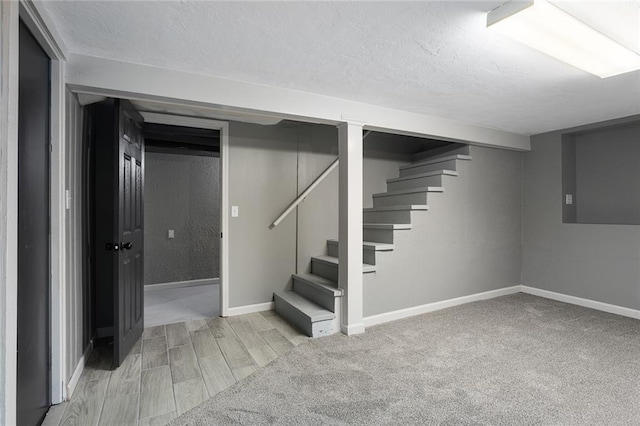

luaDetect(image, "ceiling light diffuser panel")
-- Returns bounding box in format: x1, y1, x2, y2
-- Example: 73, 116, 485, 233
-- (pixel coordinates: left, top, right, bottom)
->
487, 0, 640, 78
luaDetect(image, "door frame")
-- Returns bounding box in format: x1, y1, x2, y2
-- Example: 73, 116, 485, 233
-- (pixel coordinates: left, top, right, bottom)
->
7, 1, 68, 414
19, 2, 67, 406
140, 112, 230, 317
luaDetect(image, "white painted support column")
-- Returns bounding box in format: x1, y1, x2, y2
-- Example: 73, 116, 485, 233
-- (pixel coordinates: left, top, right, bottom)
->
338, 122, 365, 335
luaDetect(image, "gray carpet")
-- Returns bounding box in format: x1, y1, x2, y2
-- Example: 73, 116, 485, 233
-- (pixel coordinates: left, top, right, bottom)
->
172, 293, 640, 425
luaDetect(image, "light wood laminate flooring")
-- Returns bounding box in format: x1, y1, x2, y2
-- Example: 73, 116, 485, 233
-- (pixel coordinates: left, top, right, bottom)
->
43, 311, 308, 426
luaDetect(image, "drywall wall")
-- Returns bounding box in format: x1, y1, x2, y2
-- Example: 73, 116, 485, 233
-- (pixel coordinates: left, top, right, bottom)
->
228, 122, 298, 307
144, 152, 220, 284
522, 117, 640, 310
574, 124, 640, 225
64, 89, 86, 386
364, 145, 523, 316
295, 124, 339, 274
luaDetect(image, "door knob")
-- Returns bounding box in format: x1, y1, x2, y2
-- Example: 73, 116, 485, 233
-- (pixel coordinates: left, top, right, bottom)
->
122, 242, 133, 250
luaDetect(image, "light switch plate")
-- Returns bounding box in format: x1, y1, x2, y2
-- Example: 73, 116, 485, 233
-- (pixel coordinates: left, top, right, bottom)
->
565, 194, 573, 205
231, 206, 239, 217
168, 229, 175, 239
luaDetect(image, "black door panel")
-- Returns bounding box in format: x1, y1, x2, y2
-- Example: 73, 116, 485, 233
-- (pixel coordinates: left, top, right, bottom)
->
115, 99, 145, 366
92, 99, 145, 367
17, 20, 51, 426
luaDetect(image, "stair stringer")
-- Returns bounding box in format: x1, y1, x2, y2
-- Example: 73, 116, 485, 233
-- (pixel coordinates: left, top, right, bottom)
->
363, 147, 522, 319
363, 168, 467, 316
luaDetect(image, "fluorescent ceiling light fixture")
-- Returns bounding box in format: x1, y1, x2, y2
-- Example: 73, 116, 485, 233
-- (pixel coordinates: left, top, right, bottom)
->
487, 0, 640, 78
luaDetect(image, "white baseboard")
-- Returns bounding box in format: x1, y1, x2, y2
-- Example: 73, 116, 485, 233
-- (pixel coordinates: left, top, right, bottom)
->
363, 285, 521, 327
145, 278, 219, 292
66, 341, 93, 399
226, 301, 274, 317
341, 322, 366, 335
521, 286, 640, 320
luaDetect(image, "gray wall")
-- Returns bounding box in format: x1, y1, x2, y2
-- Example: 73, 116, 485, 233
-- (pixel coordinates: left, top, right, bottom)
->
574, 124, 640, 225
144, 152, 220, 285
522, 117, 640, 310
228, 122, 298, 307
227, 124, 525, 315
364, 146, 523, 316
296, 124, 339, 274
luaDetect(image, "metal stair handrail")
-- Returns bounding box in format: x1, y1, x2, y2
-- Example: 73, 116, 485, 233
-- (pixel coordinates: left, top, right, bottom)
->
271, 131, 372, 229
271, 158, 338, 228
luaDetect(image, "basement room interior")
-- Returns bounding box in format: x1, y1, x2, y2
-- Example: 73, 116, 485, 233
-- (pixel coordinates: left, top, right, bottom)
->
2, 1, 639, 425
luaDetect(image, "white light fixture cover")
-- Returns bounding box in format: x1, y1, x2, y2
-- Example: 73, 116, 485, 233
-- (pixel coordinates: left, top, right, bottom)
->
487, 0, 640, 78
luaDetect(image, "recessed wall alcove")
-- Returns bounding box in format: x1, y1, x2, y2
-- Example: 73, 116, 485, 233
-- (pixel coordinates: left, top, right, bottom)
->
562, 121, 640, 225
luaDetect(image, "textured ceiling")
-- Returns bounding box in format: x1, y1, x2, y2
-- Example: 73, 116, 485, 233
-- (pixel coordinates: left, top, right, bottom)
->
39, 0, 640, 135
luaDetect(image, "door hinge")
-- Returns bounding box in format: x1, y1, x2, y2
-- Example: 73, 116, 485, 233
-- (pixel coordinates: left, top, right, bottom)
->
49, 144, 53, 153
220, 232, 223, 238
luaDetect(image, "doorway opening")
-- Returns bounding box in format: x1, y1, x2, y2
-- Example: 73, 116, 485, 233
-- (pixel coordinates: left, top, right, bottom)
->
142, 123, 222, 327
85, 99, 228, 366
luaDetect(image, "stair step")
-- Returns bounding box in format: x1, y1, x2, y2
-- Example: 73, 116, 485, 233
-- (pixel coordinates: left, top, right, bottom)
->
399, 154, 471, 177
400, 154, 472, 171
387, 170, 456, 192
362, 223, 412, 230
363, 205, 429, 212
292, 273, 342, 312
293, 273, 341, 292
274, 291, 335, 322
372, 187, 442, 208
411, 144, 470, 163
363, 205, 428, 224
311, 255, 376, 274
326, 240, 395, 265
387, 170, 457, 184
326, 239, 395, 251
372, 187, 443, 198
274, 291, 336, 337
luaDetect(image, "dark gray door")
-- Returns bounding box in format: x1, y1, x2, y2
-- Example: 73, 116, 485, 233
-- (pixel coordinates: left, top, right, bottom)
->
17, 20, 51, 426
114, 99, 145, 366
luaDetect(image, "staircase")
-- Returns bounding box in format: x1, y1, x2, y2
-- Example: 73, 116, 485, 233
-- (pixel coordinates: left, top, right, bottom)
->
273, 144, 472, 337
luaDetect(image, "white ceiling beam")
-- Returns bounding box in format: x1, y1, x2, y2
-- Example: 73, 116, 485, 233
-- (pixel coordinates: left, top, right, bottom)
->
66, 54, 530, 151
